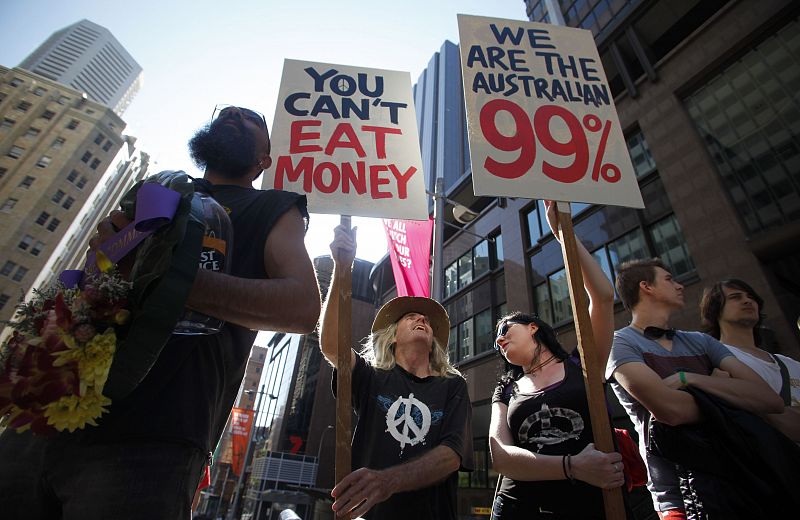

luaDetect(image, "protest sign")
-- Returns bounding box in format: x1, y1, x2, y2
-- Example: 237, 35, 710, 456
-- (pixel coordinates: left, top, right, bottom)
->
383, 218, 434, 297
262, 59, 428, 220
458, 14, 643, 209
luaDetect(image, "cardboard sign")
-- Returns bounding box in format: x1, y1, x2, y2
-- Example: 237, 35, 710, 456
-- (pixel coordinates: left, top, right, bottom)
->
262, 59, 429, 220
458, 14, 644, 209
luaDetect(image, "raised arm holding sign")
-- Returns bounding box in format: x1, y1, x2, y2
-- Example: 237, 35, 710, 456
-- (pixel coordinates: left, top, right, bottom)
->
265, 58, 459, 519
458, 14, 648, 519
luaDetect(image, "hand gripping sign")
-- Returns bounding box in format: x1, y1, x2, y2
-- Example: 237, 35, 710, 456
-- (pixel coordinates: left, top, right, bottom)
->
262, 59, 429, 220
458, 14, 643, 209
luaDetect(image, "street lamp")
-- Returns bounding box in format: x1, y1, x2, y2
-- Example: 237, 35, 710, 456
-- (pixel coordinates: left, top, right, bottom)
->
315, 425, 334, 485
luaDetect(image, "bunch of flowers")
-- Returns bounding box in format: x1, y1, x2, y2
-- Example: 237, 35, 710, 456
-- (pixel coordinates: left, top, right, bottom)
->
0, 260, 132, 435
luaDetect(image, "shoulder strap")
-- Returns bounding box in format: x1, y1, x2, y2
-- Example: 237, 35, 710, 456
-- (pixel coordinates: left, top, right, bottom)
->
773, 354, 792, 406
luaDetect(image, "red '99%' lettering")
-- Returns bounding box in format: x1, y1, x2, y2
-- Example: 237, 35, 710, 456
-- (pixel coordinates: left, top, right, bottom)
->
479, 99, 534, 179
479, 101, 591, 184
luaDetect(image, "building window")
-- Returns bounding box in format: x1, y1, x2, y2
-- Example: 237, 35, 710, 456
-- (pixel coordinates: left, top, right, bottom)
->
62, 196, 75, 210
36, 156, 52, 168
41, 110, 55, 120
81, 151, 92, 163
18, 234, 34, 251
24, 127, 41, 138
685, 20, 800, 234
7, 145, 24, 159
16, 101, 32, 112
36, 211, 50, 225
51, 137, 66, 149
102, 140, 113, 152
12, 266, 29, 282
444, 239, 503, 299
94, 133, 104, 145
76, 176, 87, 189
90, 158, 101, 170
30, 241, 45, 257
1, 198, 18, 212
19, 175, 35, 188
0, 293, 8, 311
1, 118, 14, 129
57, 95, 70, 105
627, 131, 657, 178
67, 119, 80, 130
67, 169, 79, 182
0, 167, 6, 180
33, 87, 46, 96
649, 215, 695, 277
47, 218, 61, 232
1, 261, 16, 276
52, 189, 66, 203
10, 77, 24, 87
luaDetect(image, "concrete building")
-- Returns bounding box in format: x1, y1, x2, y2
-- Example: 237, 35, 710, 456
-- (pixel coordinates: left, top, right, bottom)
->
27, 135, 151, 294
19, 19, 142, 116
0, 66, 125, 322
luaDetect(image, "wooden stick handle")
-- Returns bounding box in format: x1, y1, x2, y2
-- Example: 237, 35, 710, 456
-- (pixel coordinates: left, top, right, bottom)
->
555, 202, 625, 519
335, 215, 353, 485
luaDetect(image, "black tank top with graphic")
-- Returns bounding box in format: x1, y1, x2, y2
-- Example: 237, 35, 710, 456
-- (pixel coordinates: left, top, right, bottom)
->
492, 355, 604, 518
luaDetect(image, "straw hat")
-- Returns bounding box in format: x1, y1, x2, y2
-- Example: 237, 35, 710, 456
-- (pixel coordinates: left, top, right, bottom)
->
372, 296, 450, 348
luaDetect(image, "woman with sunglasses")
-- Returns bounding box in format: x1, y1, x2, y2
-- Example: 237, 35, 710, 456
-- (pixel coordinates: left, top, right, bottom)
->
489, 201, 624, 520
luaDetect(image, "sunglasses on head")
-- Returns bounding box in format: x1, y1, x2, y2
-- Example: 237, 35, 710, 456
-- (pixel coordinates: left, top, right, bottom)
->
211, 104, 268, 130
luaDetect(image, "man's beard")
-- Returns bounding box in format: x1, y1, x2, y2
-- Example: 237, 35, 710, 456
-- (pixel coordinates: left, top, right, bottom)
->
188, 121, 257, 179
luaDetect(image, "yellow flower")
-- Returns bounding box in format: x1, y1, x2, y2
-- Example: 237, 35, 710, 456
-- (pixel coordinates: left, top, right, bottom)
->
51, 329, 116, 395
95, 250, 114, 273
43, 390, 111, 432
78, 329, 116, 394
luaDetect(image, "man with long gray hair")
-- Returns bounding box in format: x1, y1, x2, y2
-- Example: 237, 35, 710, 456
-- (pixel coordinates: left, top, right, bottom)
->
320, 225, 473, 520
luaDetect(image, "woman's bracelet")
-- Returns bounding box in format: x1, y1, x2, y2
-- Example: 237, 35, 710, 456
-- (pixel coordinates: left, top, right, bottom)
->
565, 454, 576, 484
679, 371, 688, 388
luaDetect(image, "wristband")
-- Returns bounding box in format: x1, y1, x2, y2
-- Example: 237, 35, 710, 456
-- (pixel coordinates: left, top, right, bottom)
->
679, 371, 687, 388
566, 454, 576, 484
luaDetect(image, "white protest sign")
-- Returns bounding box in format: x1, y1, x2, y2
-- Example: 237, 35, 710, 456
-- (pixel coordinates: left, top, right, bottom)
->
262, 59, 429, 220
458, 15, 644, 208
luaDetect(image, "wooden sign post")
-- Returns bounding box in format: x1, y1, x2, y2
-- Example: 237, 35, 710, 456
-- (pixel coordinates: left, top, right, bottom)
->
335, 215, 353, 485
555, 202, 624, 518
264, 59, 429, 498
458, 14, 647, 517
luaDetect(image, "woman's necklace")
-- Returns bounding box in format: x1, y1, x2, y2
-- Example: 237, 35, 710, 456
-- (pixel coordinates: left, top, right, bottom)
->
524, 355, 557, 376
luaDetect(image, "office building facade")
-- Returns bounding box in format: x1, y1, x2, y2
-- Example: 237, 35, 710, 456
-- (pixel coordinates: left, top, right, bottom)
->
20, 19, 142, 116
0, 66, 125, 324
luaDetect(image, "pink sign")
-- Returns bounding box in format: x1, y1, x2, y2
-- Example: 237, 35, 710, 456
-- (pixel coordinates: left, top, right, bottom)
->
383, 218, 434, 297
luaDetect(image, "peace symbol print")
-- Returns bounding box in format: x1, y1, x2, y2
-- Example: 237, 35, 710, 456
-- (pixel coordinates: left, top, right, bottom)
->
385, 393, 431, 452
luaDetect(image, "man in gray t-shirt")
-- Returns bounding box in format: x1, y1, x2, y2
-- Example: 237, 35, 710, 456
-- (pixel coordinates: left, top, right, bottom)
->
604, 259, 782, 517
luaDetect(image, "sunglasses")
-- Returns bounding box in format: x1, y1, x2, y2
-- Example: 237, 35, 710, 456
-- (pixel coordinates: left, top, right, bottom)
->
211, 104, 268, 131
495, 321, 526, 350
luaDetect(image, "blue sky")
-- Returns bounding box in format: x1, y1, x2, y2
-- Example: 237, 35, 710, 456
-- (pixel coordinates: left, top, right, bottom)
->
1, 0, 527, 262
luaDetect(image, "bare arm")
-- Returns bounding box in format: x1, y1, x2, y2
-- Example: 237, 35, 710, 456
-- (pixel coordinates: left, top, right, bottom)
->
667, 356, 784, 415
616, 356, 784, 427
489, 401, 623, 487
614, 361, 703, 425
545, 201, 615, 368
186, 206, 320, 332
330, 445, 460, 518
319, 225, 357, 369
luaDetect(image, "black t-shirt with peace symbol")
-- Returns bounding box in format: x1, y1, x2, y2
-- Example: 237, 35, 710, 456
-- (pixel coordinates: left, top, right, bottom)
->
344, 352, 473, 520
